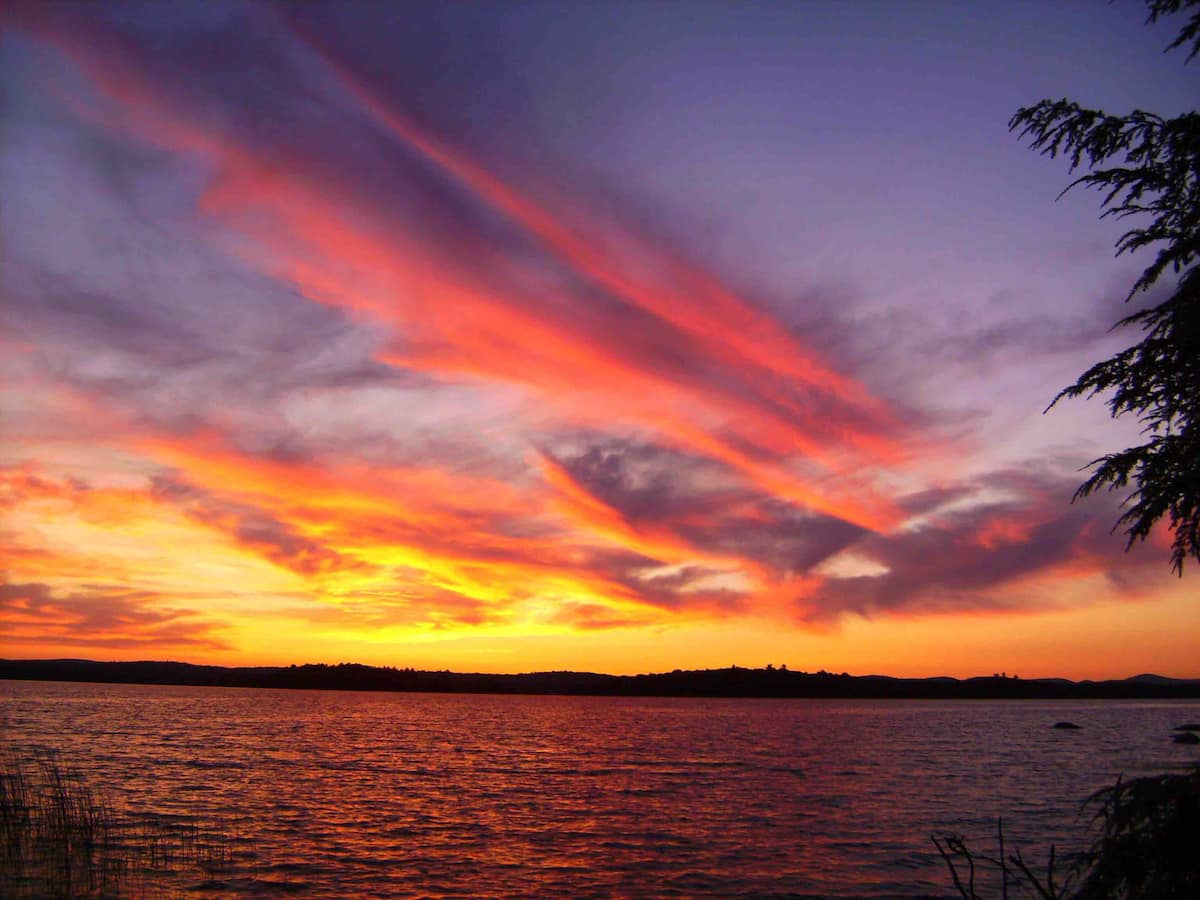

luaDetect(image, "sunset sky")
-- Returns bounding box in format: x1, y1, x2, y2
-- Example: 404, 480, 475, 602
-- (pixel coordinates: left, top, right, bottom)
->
2, 0, 1197, 678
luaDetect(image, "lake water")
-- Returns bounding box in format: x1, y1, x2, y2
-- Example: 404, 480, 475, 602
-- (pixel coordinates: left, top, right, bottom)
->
2, 680, 1198, 897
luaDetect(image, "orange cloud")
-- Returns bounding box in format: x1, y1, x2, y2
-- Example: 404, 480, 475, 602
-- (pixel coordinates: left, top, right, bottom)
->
0, 581, 229, 652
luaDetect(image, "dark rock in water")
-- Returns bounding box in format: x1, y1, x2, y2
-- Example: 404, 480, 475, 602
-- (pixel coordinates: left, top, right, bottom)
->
1174, 723, 1200, 732
1052, 721, 1081, 729
1173, 732, 1200, 745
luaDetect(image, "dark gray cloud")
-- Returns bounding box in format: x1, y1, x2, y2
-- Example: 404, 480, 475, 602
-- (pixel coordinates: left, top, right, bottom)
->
627, 564, 750, 615
547, 437, 867, 577
928, 313, 1109, 367
805, 465, 1161, 622
680, 502, 865, 577
912, 276, 1178, 371
549, 439, 743, 527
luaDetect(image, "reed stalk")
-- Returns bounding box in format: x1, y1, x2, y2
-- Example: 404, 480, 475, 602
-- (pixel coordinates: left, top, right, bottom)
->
0, 748, 250, 898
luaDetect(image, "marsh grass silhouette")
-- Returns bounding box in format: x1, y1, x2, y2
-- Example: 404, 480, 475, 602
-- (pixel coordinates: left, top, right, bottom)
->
0, 748, 248, 898
934, 767, 1200, 899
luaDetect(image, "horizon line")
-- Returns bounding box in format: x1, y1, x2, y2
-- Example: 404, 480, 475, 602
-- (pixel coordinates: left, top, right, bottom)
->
3, 657, 1198, 684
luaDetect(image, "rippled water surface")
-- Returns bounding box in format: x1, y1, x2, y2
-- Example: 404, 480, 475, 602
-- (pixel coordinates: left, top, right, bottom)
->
3, 681, 1198, 897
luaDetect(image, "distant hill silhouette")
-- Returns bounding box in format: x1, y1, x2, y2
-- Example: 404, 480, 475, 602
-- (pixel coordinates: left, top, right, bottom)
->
2, 659, 1199, 699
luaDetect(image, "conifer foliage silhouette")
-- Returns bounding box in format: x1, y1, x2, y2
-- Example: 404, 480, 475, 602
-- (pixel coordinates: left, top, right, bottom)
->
1011, 0, 1199, 574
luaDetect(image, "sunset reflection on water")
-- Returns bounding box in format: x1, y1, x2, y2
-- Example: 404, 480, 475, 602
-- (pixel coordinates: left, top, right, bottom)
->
3, 681, 1197, 897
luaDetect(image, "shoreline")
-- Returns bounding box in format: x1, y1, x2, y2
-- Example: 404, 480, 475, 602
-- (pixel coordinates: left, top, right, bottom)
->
4, 658, 1199, 700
